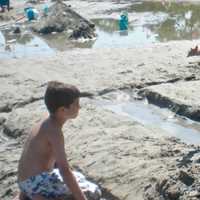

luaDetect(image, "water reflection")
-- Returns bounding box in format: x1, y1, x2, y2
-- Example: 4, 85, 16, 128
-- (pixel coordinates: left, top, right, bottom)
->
91, 19, 156, 48
0, 29, 54, 58
91, 1, 200, 47
2, 29, 34, 45
126, 1, 200, 41
42, 32, 95, 51
97, 94, 200, 145
92, 18, 134, 33
119, 30, 128, 36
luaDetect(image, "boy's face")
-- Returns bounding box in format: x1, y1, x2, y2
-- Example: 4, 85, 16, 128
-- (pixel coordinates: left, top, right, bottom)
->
66, 98, 80, 119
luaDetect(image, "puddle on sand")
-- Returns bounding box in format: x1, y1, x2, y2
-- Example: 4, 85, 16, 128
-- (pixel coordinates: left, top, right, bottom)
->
96, 91, 200, 145
0, 28, 54, 59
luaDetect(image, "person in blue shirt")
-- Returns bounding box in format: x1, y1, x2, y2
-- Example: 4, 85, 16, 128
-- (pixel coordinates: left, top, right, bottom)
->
119, 11, 129, 31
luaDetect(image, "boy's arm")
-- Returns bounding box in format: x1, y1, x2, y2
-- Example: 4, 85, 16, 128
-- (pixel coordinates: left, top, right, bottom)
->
49, 130, 87, 200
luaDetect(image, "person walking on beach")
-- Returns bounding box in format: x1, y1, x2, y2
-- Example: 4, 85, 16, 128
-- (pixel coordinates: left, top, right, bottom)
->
17, 81, 88, 200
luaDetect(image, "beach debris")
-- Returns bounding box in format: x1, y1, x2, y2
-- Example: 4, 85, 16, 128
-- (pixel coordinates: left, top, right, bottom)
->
31, 1, 95, 38
187, 45, 200, 57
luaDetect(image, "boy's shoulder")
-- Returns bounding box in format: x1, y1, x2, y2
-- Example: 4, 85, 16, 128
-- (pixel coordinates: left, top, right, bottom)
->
41, 120, 64, 147
36, 118, 61, 138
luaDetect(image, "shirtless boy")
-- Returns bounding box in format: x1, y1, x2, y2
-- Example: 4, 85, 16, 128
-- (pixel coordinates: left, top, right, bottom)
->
17, 81, 88, 200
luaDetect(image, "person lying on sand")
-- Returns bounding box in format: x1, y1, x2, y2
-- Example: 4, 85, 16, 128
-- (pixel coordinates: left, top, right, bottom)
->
17, 81, 88, 200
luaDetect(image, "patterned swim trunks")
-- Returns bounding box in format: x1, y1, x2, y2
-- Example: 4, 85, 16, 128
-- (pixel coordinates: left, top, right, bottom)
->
18, 169, 71, 199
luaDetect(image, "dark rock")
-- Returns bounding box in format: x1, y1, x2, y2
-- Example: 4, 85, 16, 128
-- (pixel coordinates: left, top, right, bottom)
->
177, 148, 200, 168
3, 124, 25, 138
178, 170, 194, 186
0, 117, 6, 125
0, 104, 12, 112
13, 27, 21, 34
69, 22, 96, 40
32, 2, 95, 38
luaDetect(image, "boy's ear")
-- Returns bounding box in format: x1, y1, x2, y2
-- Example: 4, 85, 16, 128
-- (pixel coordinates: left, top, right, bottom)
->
57, 106, 67, 113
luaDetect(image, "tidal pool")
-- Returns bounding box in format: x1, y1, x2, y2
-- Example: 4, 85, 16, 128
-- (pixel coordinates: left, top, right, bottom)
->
0, 29, 54, 59
91, 1, 200, 48
97, 91, 200, 145
1, 1, 200, 57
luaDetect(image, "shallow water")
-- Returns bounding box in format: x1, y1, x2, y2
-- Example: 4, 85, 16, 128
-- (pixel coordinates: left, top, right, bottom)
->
0, 29, 54, 58
91, 1, 200, 48
97, 91, 200, 145
1, 1, 200, 57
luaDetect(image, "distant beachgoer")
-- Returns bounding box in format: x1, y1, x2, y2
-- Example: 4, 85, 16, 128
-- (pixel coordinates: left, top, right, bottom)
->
119, 11, 128, 31
0, 0, 10, 12
187, 45, 200, 57
17, 81, 88, 200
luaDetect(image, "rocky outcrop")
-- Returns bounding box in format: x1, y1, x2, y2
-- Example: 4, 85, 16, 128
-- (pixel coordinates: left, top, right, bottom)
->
69, 22, 96, 40
139, 81, 200, 122
31, 2, 96, 37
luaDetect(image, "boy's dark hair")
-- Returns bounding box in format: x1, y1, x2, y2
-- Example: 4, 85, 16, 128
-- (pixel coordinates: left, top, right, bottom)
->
44, 81, 81, 114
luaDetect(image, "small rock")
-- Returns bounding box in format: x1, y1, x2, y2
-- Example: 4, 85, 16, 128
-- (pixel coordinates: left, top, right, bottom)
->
0, 117, 6, 125
179, 170, 194, 186
69, 22, 96, 40
137, 63, 145, 67
13, 27, 21, 34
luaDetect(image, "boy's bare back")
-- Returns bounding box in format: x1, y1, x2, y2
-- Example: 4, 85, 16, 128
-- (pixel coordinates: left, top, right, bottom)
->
18, 117, 63, 182
17, 81, 87, 200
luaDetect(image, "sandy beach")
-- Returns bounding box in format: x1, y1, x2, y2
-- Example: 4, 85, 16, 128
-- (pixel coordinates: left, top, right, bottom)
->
1, 0, 200, 200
